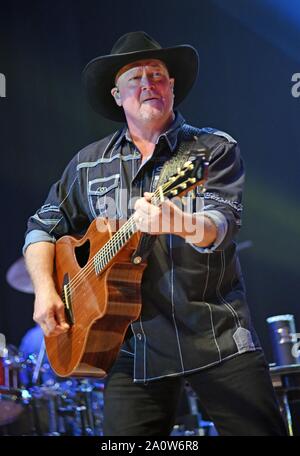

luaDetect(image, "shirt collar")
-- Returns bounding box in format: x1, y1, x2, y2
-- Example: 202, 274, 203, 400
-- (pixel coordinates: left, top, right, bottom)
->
114, 110, 186, 153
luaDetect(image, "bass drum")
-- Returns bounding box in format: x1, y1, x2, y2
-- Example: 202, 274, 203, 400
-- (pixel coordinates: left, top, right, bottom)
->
0, 348, 33, 435
0, 387, 35, 436
0, 347, 55, 436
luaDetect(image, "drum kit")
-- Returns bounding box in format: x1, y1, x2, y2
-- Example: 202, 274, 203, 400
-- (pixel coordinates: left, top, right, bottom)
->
1, 257, 105, 436
0, 354, 105, 436
2, 257, 217, 436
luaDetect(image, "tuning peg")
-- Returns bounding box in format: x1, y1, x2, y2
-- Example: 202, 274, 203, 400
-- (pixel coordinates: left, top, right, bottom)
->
183, 161, 194, 170
170, 189, 178, 196
188, 178, 196, 184
180, 183, 187, 189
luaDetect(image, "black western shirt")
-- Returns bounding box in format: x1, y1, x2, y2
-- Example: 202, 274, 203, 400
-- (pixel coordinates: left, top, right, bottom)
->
24, 112, 261, 383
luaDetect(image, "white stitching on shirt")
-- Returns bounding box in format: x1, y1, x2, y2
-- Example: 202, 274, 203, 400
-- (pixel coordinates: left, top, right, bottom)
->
139, 316, 147, 382
170, 235, 185, 372
216, 250, 241, 328
87, 167, 97, 219
216, 250, 238, 326
103, 131, 120, 160
48, 217, 64, 234
88, 174, 120, 186
32, 215, 61, 225
48, 175, 78, 235
38, 206, 61, 214
76, 132, 122, 170
133, 326, 137, 378
133, 349, 260, 382
130, 151, 134, 202
118, 157, 125, 218
220, 250, 242, 326
203, 255, 222, 361
149, 165, 157, 192
120, 349, 134, 356
77, 153, 140, 169
204, 192, 243, 212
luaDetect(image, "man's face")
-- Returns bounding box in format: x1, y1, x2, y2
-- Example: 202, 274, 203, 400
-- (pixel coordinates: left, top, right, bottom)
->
111, 59, 175, 124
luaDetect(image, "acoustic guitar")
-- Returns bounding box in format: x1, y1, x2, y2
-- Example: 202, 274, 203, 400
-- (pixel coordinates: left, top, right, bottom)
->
45, 154, 208, 377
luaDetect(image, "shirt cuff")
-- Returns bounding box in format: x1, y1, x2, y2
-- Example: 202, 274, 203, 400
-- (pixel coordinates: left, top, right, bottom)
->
190, 210, 228, 253
23, 229, 56, 255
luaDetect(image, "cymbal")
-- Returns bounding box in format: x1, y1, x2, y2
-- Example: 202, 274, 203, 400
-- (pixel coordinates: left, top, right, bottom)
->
6, 257, 34, 294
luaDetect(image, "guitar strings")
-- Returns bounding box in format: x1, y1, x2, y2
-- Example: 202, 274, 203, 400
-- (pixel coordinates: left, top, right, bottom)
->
64, 177, 178, 297
65, 179, 174, 295
65, 174, 202, 299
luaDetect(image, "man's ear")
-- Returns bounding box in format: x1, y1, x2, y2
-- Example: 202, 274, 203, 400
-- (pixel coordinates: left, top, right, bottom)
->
170, 78, 175, 92
111, 87, 122, 106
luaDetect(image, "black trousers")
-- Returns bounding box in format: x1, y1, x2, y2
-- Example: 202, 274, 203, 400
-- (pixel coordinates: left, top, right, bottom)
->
103, 350, 287, 436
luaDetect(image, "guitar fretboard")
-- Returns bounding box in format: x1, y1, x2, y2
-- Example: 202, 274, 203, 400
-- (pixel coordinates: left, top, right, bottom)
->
66, 156, 206, 292
93, 216, 137, 275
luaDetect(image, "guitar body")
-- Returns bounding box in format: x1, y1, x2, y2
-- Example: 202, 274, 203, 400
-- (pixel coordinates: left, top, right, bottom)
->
45, 218, 146, 378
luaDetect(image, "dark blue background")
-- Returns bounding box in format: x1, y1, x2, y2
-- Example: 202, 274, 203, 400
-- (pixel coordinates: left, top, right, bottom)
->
0, 0, 299, 362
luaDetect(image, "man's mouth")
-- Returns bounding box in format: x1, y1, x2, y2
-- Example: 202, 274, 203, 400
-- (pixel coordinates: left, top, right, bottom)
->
142, 97, 161, 103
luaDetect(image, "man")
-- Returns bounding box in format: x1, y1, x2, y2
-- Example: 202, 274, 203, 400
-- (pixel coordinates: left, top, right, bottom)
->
23, 31, 286, 436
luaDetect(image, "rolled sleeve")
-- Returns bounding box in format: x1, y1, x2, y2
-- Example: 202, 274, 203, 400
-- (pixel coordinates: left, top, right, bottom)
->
190, 140, 244, 250
22, 229, 56, 255
23, 152, 90, 257
190, 209, 228, 254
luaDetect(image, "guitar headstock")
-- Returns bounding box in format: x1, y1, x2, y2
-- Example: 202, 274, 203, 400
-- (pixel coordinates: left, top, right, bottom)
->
154, 151, 209, 204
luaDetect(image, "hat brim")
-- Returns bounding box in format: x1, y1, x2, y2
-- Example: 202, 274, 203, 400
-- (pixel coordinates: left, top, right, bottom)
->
82, 45, 199, 122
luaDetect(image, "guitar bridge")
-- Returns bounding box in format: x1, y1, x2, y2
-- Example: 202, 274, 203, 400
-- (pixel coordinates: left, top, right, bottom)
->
62, 275, 74, 325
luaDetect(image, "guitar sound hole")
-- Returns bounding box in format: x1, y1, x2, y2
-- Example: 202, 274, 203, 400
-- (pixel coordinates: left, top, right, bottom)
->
75, 240, 90, 267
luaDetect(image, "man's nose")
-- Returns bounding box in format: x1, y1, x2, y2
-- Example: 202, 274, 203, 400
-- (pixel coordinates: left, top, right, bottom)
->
140, 73, 154, 90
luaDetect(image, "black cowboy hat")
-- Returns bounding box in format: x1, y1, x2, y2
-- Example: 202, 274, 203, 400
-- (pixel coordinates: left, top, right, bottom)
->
82, 31, 199, 122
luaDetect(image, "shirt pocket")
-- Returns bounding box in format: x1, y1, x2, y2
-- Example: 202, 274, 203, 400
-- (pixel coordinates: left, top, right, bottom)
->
88, 173, 120, 218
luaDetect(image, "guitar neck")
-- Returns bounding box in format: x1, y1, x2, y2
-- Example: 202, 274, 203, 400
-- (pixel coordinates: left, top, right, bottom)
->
91, 154, 207, 277
93, 190, 163, 275
93, 215, 138, 275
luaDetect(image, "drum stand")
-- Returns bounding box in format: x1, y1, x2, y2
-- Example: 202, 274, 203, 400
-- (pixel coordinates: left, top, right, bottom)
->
172, 382, 216, 436
32, 340, 46, 385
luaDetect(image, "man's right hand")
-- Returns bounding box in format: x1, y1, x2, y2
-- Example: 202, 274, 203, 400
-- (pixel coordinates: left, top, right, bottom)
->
33, 286, 70, 337
25, 242, 70, 338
